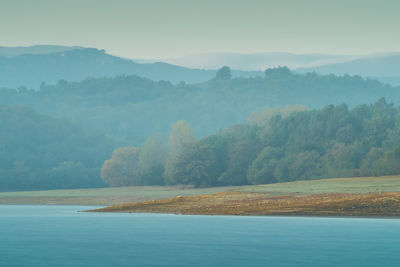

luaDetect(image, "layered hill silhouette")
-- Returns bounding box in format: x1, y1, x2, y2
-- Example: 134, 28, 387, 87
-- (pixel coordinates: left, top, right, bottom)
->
1, 67, 399, 145
0, 45, 83, 57
0, 46, 261, 89
2, 62, 400, 190
2, 45, 400, 88
145, 51, 400, 86
154, 52, 353, 70
297, 53, 400, 86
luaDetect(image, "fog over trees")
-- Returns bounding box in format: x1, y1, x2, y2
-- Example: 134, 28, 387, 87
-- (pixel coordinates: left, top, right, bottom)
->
102, 99, 400, 187
0, 106, 115, 190
1, 67, 398, 146
2, 66, 400, 190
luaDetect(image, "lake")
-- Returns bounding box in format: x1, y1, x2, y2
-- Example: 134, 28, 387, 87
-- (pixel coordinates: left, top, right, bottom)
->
1, 205, 399, 266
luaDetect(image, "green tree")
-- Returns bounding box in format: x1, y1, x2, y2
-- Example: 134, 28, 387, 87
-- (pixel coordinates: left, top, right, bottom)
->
138, 134, 167, 185
218, 125, 261, 185
247, 147, 283, 184
215, 66, 231, 80
288, 151, 321, 180
164, 141, 220, 187
373, 147, 400, 175
264, 66, 291, 78
360, 147, 384, 176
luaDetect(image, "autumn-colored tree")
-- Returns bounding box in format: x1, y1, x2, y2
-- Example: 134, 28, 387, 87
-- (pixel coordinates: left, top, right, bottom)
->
101, 147, 141, 186
169, 120, 195, 152
164, 121, 195, 184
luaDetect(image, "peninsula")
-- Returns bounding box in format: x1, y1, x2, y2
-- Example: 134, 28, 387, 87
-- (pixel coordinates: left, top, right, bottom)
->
86, 176, 400, 216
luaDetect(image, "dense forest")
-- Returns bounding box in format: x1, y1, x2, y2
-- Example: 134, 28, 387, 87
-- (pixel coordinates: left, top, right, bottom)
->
103, 99, 400, 187
0, 106, 115, 191
2, 68, 400, 190
1, 67, 398, 146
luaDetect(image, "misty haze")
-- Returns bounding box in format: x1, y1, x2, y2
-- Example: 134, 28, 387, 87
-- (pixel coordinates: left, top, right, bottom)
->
1, 0, 400, 266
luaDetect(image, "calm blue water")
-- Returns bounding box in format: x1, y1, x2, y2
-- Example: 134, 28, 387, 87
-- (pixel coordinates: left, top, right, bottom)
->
1, 205, 400, 266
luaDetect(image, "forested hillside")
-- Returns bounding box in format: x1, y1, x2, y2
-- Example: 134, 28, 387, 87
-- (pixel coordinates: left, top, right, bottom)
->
0, 106, 115, 191
1, 67, 399, 145
2, 68, 400, 190
103, 99, 400, 187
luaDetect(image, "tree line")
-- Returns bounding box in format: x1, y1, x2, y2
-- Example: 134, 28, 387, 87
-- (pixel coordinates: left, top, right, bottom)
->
0, 67, 398, 146
102, 98, 400, 187
2, 68, 400, 190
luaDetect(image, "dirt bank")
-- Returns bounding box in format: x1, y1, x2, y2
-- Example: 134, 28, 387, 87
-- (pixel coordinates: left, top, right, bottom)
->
87, 191, 400, 216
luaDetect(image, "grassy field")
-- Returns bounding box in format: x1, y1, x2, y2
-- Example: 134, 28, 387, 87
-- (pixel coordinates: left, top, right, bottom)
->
235, 176, 400, 195
0, 185, 236, 205
1, 175, 400, 206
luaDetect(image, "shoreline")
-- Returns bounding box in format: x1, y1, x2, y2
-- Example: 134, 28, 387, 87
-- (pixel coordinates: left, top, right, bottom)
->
84, 208, 400, 219
86, 191, 400, 217
1, 203, 399, 219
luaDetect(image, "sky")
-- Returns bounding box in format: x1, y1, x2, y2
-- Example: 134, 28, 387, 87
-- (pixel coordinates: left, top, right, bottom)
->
1, 0, 399, 59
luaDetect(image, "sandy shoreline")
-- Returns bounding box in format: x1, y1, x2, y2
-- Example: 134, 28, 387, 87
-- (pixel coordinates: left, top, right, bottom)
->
86, 191, 400, 217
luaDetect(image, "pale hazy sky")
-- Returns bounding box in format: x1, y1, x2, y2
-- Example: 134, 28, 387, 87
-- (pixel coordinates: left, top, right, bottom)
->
1, 0, 399, 58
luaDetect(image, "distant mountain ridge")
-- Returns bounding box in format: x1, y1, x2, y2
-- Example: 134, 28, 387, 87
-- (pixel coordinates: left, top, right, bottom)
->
297, 53, 400, 86
153, 52, 355, 70
0, 45, 84, 57
2, 45, 400, 88
0, 46, 262, 89
138, 51, 400, 86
